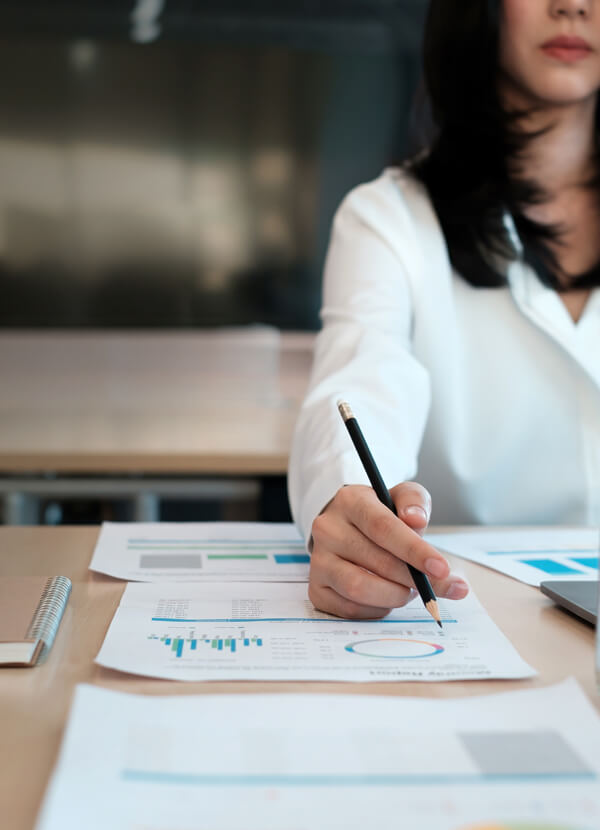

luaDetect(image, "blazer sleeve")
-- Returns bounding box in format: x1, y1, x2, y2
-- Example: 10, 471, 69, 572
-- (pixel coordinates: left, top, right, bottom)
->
288, 173, 432, 544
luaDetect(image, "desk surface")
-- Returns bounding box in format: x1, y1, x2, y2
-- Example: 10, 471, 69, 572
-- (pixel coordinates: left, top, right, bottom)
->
1, 525, 597, 830
0, 330, 313, 474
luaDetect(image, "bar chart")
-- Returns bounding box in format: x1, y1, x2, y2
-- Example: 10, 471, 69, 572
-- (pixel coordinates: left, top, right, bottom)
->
148, 631, 263, 657
90, 521, 311, 582
428, 528, 600, 586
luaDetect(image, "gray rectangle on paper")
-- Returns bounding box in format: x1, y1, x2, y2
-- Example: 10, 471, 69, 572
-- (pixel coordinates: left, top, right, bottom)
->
459, 730, 590, 776
139, 554, 203, 569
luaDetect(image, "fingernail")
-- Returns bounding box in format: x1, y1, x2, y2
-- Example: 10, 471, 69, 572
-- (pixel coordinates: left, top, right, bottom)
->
424, 557, 447, 579
403, 505, 428, 522
446, 580, 468, 600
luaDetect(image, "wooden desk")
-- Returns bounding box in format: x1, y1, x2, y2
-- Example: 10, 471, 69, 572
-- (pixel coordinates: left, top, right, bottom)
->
1, 526, 597, 830
0, 329, 313, 475
0, 330, 313, 522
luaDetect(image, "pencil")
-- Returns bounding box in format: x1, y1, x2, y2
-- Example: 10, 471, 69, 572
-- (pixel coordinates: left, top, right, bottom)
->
337, 400, 442, 628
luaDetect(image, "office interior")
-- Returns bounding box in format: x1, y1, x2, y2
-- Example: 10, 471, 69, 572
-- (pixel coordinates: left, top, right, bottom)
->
0, 0, 425, 526
3, 7, 600, 830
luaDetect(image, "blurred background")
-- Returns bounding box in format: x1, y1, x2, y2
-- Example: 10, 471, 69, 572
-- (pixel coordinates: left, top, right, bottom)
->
0, 0, 426, 525
0, 0, 426, 329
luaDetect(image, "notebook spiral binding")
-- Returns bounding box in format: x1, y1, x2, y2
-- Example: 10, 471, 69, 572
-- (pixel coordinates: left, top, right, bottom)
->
25, 576, 72, 662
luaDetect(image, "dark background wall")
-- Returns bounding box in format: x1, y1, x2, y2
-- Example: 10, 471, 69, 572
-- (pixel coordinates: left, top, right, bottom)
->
0, 1, 426, 330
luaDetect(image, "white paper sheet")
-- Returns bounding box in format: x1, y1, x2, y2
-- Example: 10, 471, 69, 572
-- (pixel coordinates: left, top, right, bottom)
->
89, 521, 309, 582
95, 581, 535, 682
36, 679, 600, 830
427, 527, 600, 586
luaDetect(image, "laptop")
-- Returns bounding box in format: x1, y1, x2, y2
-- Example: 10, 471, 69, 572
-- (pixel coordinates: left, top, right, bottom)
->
540, 580, 598, 626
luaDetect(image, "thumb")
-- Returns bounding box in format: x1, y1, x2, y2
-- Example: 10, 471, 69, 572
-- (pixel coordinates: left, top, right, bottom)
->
389, 481, 432, 535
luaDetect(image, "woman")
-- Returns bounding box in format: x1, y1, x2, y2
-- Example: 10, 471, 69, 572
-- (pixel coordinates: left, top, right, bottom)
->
288, 0, 600, 619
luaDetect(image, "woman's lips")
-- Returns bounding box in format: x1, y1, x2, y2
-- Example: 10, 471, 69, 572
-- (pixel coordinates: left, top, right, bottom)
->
541, 36, 593, 62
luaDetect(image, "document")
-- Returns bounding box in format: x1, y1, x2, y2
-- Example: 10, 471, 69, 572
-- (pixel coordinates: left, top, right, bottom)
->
95, 581, 535, 682
89, 521, 309, 582
36, 679, 600, 830
427, 527, 600, 586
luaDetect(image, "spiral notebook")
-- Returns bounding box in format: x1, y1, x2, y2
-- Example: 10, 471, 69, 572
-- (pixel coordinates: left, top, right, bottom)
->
0, 576, 71, 666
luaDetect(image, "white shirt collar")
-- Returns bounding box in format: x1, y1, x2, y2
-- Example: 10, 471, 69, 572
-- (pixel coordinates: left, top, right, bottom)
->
503, 219, 600, 388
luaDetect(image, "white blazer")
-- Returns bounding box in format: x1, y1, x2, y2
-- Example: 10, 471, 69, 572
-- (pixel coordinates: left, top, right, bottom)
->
288, 168, 600, 544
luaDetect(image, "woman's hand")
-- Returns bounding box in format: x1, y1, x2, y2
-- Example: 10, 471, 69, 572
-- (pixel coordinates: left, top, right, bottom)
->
308, 483, 469, 618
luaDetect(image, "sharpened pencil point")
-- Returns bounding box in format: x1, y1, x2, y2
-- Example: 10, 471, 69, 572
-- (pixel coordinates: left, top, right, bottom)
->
425, 599, 442, 628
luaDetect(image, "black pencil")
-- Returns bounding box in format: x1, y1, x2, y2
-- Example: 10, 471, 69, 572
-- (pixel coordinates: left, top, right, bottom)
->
337, 400, 442, 628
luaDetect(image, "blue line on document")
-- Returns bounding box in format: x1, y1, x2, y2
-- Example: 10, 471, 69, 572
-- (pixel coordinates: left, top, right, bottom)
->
121, 770, 595, 787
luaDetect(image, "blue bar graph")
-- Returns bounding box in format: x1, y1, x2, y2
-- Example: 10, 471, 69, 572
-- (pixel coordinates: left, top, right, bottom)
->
148, 633, 264, 657
570, 556, 599, 570
520, 558, 581, 575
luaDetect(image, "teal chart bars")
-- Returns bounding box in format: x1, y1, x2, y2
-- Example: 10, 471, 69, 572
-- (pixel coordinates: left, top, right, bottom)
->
148, 632, 263, 656
427, 527, 600, 586
89, 522, 309, 582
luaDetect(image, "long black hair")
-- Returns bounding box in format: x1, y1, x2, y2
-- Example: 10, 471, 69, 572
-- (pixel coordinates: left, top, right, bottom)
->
407, 0, 600, 290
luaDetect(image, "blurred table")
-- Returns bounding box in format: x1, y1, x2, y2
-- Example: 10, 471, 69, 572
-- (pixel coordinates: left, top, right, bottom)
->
1, 525, 597, 830
0, 329, 314, 522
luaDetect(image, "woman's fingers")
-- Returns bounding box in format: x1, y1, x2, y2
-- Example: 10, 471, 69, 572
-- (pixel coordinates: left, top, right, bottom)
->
312, 493, 469, 598
308, 583, 393, 620
312, 508, 419, 586
390, 481, 432, 532
308, 483, 470, 618
312, 548, 415, 610
309, 551, 467, 618
310, 534, 468, 615
430, 571, 469, 600
335, 486, 451, 581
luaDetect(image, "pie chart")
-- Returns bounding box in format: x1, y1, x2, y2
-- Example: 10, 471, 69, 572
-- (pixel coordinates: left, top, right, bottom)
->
344, 638, 444, 658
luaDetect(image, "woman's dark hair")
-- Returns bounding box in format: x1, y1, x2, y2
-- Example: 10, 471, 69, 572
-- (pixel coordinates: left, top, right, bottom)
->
407, 0, 600, 290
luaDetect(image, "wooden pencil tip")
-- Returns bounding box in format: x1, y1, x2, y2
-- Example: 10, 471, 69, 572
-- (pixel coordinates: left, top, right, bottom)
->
425, 599, 442, 628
